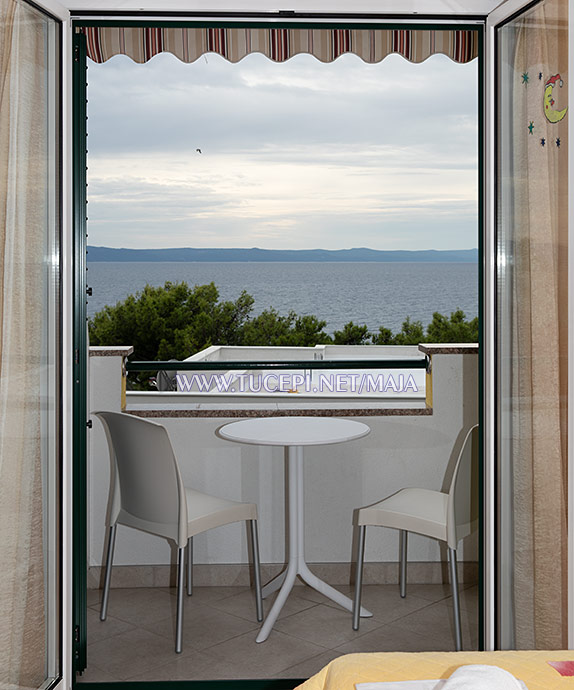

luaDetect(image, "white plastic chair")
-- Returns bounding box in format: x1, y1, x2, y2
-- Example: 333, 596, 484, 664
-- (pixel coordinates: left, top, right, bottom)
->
94, 411, 263, 653
352, 424, 479, 651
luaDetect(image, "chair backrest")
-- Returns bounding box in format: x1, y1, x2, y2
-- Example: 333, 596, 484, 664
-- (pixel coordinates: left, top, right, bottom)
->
94, 411, 186, 534
446, 424, 479, 549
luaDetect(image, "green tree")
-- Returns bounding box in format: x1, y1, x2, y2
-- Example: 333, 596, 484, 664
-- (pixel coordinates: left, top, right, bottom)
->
372, 317, 425, 345
333, 321, 371, 345
372, 311, 477, 345
371, 326, 395, 345
241, 309, 331, 347
426, 309, 478, 343
89, 282, 478, 386
89, 281, 254, 362
392, 316, 426, 345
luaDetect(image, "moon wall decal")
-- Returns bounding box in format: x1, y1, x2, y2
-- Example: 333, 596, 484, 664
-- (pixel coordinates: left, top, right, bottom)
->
543, 73, 568, 124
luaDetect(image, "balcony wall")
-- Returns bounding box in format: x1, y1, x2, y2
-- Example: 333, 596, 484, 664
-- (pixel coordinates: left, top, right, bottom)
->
88, 345, 478, 588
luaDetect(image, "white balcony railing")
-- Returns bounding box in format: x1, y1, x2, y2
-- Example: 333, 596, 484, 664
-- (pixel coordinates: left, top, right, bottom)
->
171, 345, 426, 400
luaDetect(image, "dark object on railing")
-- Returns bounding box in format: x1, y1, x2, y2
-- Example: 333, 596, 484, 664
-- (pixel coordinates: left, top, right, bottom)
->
155, 359, 179, 391
127, 357, 430, 373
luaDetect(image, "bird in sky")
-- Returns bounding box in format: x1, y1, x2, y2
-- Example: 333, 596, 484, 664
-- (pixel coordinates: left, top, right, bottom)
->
196, 148, 202, 154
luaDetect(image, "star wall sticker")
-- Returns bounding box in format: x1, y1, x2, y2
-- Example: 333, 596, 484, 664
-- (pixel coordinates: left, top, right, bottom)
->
522, 72, 529, 84
528, 121, 534, 134
539, 72, 543, 80
540, 137, 546, 146
556, 137, 561, 148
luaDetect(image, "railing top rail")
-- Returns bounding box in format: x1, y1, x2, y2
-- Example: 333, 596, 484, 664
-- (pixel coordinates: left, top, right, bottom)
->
126, 357, 430, 372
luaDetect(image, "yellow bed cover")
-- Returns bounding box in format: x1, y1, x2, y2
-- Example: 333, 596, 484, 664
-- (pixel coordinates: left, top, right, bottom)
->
295, 650, 574, 690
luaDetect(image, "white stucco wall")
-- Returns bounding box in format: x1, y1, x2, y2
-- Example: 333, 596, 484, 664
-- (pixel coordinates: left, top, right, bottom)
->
88, 350, 479, 568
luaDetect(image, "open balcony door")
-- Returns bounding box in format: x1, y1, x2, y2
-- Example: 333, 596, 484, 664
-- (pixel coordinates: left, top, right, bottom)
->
0, 0, 71, 688
486, 0, 571, 651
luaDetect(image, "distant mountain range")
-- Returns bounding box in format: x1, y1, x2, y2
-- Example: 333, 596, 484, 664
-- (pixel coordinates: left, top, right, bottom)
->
87, 246, 478, 263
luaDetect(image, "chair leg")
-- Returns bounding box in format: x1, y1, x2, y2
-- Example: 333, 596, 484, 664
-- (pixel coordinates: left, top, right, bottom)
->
100, 524, 117, 621
187, 537, 193, 596
352, 525, 366, 631
249, 520, 264, 622
175, 546, 185, 654
399, 530, 408, 599
448, 547, 463, 651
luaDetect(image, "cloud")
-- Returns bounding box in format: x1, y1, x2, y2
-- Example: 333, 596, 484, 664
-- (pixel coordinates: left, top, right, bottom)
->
88, 52, 477, 155
86, 49, 478, 250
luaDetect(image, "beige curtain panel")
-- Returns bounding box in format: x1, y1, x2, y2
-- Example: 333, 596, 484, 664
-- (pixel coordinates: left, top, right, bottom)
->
0, 0, 48, 686
511, 0, 569, 650
79, 25, 478, 65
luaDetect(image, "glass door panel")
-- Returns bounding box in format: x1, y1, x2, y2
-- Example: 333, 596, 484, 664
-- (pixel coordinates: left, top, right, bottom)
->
496, 0, 568, 649
0, 0, 61, 685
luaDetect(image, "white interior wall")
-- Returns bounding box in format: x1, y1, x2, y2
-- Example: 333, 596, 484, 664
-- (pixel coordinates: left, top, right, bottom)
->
88, 350, 479, 568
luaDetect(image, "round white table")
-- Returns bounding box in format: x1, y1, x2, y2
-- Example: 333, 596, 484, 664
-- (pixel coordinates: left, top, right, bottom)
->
218, 416, 373, 643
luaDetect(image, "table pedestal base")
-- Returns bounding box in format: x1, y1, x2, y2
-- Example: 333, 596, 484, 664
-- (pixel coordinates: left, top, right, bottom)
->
256, 445, 372, 643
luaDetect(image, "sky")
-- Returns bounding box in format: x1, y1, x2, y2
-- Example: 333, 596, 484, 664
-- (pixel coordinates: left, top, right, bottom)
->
87, 50, 478, 251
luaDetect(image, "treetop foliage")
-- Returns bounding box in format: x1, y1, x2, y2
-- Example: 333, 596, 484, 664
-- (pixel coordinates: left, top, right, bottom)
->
89, 281, 478, 362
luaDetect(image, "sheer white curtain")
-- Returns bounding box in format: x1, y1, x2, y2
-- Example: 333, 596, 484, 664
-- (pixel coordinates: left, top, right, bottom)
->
499, 0, 568, 649
0, 0, 54, 685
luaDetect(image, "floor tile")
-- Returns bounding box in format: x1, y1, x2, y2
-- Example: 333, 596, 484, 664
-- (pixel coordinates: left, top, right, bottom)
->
80, 584, 479, 682
274, 602, 382, 648
277, 649, 346, 679
295, 583, 442, 628
96, 587, 174, 627
404, 582, 473, 603
87, 589, 102, 607
86, 627, 196, 680
339, 585, 439, 623
334, 622, 444, 654
77, 663, 118, 683
87, 607, 135, 644
139, 600, 259, 652
124, 648, 245, 681
206, 628, 329, 677
438, 585, 479, 614
389, 600, 479, 651
210, 586, 319, 623
167, 585, 248, 603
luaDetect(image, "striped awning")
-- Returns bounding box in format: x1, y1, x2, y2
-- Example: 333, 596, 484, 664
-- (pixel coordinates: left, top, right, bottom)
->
80, 26, 478, 65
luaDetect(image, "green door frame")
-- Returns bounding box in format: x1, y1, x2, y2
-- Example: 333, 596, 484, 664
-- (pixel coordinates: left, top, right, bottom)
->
72, 27, 89, 677
72, 19, 484, 686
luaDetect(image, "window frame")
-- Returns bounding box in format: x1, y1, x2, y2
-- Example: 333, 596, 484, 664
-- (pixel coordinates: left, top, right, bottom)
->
72, 16, 485, 686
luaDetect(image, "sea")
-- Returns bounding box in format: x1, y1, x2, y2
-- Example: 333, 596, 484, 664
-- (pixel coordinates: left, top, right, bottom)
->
86, 261, 478, 336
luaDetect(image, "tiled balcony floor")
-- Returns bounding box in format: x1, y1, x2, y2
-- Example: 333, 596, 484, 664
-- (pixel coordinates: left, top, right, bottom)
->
78, 583, 478, 683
